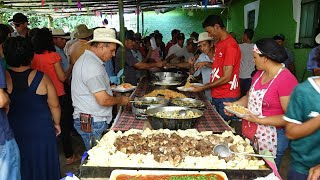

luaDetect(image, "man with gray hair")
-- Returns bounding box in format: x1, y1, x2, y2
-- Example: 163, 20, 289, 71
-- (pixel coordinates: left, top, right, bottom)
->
71, 28, 130, 150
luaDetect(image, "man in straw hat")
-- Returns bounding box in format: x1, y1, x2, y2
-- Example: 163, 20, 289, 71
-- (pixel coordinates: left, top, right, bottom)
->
190, 32, 215, 101
52, 28, 80, 164
71, 28, 130, 150
69, 24, 93, 65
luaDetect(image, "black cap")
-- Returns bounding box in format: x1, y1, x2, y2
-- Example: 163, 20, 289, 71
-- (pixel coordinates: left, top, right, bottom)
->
8, 13, 28, 23
273, 34, 285, 41
177, 33, 185, 40
190, 31, 199, 40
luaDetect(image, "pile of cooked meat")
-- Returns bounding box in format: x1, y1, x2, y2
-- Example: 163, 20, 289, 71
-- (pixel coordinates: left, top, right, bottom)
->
114, 132, 246, 166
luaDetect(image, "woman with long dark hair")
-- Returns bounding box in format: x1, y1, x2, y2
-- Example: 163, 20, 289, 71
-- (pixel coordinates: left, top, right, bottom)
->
30, 28, 78, 165
4, 36, 61, 180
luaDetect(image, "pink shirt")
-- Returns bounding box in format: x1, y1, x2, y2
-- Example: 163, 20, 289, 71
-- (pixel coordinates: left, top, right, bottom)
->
150, 47, 162, 72
251, 69, 298, 116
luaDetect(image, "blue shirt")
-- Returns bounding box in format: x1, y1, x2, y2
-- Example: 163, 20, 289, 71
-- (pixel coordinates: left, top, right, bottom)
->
307, 46, 320, 72
55, 46, 70, 72
104, 59, 115, 77
283, 47, 294, 68
0, 63, 13, 145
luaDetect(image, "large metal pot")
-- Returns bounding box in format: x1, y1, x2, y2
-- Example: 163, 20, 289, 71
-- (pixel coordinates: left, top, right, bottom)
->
170, 98, 206, 109
131, 97, 169, 119
150, 80, 182, 90
152, 72, 185, 81
144, 106, 203, 130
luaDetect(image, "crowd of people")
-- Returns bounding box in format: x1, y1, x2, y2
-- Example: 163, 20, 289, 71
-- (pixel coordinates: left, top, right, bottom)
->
0, 12, 319, 180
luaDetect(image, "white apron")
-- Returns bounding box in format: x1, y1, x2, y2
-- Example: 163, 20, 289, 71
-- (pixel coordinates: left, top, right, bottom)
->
248, 66, 284, 156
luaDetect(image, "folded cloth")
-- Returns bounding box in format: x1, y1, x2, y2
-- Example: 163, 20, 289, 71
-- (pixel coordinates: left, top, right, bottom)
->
254, 173, 279, 180
261, 150, 282, 180
110, 69, 124, 85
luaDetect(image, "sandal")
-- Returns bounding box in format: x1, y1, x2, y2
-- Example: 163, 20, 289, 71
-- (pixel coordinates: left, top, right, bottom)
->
65, 155, 81, 165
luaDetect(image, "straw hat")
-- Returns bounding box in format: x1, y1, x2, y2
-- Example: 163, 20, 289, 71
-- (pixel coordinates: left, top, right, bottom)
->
52, 28, 70, 39
193, 32, 213, 44
74, 24, 93, 39
315, 33, 320, 44
87, 28, 123, 47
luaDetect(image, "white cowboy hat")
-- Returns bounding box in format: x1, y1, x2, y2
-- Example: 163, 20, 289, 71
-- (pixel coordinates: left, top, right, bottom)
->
87, 28, 123, 47
52, 28, 70, 39
193, 32, 213, 44
315, 33, 320, 44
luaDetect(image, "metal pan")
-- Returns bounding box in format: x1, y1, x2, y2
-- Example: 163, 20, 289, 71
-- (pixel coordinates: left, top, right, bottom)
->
150, 80, 182, 90
132, 97, 169, 109
170, 98, 206, 109
144, 106, 203, 130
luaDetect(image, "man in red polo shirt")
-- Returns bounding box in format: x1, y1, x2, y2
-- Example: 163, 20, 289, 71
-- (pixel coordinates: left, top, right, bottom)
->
191, 15, 241, 122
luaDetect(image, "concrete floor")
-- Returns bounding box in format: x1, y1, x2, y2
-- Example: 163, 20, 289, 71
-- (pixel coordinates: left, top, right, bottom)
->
58, 135, 291, 180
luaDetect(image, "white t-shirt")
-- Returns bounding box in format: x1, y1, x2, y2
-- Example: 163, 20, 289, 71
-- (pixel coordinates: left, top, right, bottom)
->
239, 43, 255, 79
167, 44, 194, 62
166, 43, 182, 58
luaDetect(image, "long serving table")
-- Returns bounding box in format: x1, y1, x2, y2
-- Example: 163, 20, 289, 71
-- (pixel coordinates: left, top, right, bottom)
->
111, 78, 232, 133
81, 78, 274, 180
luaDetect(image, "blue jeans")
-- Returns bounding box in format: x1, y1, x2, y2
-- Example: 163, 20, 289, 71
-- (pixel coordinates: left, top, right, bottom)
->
240, 78, 252, 97
275, 128, 289, 169
0, 139, 21, 180
288, 166, 308, 180
212, 97, 239, 121
74, 118, 108, 150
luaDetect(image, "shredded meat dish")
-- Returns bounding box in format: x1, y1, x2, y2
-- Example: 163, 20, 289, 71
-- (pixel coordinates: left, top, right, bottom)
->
114, 132, 244, 166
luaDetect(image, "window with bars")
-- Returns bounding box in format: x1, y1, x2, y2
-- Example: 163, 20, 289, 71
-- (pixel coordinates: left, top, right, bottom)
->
299, 0, 320, 47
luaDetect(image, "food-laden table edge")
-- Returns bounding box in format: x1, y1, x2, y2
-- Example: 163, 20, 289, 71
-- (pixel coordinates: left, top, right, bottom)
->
79, 166, 272, 180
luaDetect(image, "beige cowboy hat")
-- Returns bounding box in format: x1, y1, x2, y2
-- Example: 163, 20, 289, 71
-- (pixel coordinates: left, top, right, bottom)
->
193, 32, 213, 44
87, 28, 123, 47
74, 24, 93, 39
52, 28, 70, 39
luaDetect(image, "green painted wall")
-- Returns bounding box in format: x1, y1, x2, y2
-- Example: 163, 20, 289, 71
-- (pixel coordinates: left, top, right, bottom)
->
139, 8, 223, 43
229, 0, 313, 81
139, 0, 312, 81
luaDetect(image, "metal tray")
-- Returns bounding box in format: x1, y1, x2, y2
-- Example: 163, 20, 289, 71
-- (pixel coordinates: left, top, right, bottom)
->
79, 165, 272, 180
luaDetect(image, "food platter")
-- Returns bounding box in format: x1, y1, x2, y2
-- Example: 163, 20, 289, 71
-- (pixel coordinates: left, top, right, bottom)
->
111, 84, 137, 92
177, 83, 204, 92
109, 170, 228, 180
224, 105, 249, 118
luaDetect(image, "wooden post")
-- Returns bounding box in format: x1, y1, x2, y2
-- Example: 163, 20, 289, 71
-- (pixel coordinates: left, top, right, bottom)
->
118, 0, 125, 83
141, 10, 144, 36
136, 0, 140, 33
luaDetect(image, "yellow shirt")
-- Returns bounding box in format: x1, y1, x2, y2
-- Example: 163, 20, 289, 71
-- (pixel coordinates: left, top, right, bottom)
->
69, 39, 90, 65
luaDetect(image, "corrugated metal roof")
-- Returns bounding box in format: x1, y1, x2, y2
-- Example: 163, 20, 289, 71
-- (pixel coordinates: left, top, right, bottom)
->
0, 0, 231, 15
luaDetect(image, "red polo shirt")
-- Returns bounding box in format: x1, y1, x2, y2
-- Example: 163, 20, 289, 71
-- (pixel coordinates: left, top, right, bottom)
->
211, 35, 241, 98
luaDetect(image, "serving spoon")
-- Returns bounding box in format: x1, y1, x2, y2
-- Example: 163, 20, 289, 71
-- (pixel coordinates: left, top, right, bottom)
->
213, 144, 275, 158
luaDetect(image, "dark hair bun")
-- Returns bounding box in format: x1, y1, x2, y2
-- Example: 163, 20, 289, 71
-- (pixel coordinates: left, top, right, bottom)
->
255, 38, 288, 63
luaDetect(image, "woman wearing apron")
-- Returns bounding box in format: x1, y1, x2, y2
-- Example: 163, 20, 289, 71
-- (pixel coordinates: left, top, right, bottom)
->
225, 38, 298, 169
